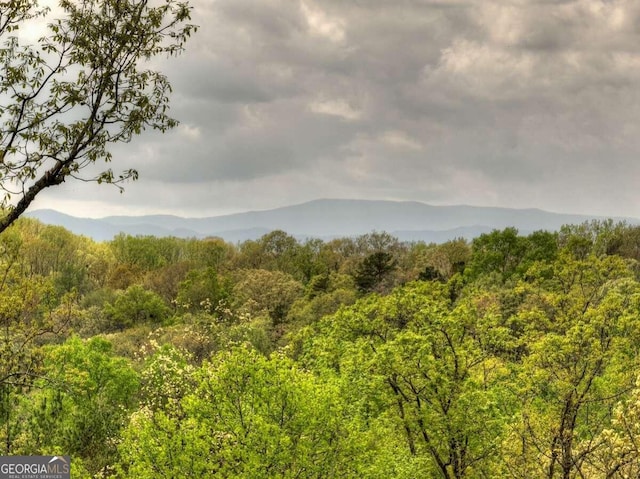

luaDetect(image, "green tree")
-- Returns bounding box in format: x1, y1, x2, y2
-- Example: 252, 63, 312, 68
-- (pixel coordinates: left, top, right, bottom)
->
294, 238, 328, 282
11, 337, 139, 475
320, 237, 360, 273
410, 238, 471, 282
104, 284, 170, 330
118, 347, 367, 478
467, 227, 559, 284
304, 281, 512, 478
80, 239, 116, 289
558, 220, 626, 259
176, 266, 228, 313
143, 260, 192, 303
0, 273, 61, 455
110, 234, 185, 271
586, 376, 640, 477
235, 231, 303, 278
614, 224, 640, 262
288, 273, 357, 327
232, 269, 304, 325
354, 250, 397, 293
0, 0, 195, 232
185, 236, 235, 271
502, 253, 640, 478
525, 230, 558, 264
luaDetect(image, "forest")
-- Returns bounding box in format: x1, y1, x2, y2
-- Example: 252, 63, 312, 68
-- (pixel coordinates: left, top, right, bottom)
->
2, 218, 640, 478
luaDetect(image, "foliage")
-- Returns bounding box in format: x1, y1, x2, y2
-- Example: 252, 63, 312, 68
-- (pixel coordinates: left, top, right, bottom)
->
139, 343, 195, 413
3, 218, 640, 476
175, 266, 228, 313
10, 336, 139, 475
104, 284, 170, 330
0, 0, 196, 231
501, 253, 640, 478
354, 250, 397, 293
118, 347, 367, 478
232, 269, 304, 324
304, 281, 513, 477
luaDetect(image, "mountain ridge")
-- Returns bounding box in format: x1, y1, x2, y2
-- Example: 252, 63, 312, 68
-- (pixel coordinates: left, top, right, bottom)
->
26, 199, 640, 243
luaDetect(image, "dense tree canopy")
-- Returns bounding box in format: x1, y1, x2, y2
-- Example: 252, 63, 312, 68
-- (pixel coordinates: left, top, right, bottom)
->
3, 219, 640, 476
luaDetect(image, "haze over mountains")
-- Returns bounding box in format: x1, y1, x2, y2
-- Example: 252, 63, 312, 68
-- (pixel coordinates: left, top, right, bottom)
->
26, 199, 639, 243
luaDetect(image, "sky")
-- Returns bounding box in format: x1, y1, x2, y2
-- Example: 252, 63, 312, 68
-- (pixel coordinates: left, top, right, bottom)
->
29, 0, 640, 219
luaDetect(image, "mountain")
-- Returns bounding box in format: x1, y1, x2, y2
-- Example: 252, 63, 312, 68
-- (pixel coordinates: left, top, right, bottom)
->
25, 199, 639, 243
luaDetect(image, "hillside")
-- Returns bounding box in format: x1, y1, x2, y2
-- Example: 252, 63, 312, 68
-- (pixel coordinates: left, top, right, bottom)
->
27, 199, 637, 242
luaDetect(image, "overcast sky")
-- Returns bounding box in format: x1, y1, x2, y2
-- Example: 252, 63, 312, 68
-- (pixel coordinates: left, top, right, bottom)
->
30, 0, 640, 218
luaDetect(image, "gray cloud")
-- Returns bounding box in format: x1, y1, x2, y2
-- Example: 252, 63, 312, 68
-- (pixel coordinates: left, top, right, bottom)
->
31, 0, 640, 219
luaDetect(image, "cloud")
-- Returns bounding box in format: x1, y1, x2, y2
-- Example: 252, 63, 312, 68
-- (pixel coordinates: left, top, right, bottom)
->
381, 131, 424, 151
179, 124, 202, 141
309, 98, 361, 120
301, 1, 346, 43
29, 0, 640, 219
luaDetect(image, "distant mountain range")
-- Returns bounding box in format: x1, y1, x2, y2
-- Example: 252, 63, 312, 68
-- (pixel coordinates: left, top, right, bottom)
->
25, 199, 640, 243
